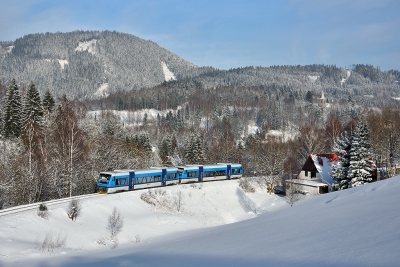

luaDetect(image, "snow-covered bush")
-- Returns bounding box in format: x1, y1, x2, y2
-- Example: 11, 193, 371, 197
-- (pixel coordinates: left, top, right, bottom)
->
37, 203, 48, 219
96, 237, 106, 246
140, 189, 186, 213
67, 199, 82, 221
239, 178, 256, 193
35, 231, 67, 254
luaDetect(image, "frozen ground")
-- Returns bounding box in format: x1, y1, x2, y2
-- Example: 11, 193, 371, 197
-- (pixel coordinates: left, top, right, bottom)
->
0, 176, 399, 267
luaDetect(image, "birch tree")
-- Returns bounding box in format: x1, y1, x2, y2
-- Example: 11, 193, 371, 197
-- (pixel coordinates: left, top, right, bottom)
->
51, 95, 87, 197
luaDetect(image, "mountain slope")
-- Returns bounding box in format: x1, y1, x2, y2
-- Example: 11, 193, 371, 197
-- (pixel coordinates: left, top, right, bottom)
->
0, 31, 199, 99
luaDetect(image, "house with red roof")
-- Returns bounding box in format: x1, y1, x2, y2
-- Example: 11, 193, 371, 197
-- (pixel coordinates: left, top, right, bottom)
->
287, 154, 339, 195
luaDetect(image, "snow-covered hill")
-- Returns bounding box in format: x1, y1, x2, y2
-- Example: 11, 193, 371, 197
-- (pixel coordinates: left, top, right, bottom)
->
1, 177, 400, 267
0, 31, 198, 99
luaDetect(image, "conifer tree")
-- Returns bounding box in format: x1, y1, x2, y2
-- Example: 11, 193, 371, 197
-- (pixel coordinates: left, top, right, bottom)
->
348, 120, 373, 187
184, 134, 196, 164
2, 78, 22, 138
159, 137, 170, 163
42, 89, 55, 120
195, 135, 206, 164
22, 81, 43, 126
331, 131, 352, 190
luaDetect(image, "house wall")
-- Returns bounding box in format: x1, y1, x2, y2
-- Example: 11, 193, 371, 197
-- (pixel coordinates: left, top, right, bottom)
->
287, 181, 325, 195
299, 184, 320, 195
298, 170, 322, 181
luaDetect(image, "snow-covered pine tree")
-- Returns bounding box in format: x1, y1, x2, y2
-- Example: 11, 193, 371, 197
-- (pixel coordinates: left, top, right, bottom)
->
184, 134, 196, 164
171, 134, 178, 153
195, 135, 206, 164
139, 132, 152, 153
2, 78, 22, 138
22, 81, 43, 126
331, 131, 352, 190
42, 89, 55, 120
348, 119, 373, 187
176, 110, 183, 129
159, 136, 170, 163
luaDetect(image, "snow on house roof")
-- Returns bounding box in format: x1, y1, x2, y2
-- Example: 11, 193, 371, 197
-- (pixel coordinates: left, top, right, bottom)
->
311, 154, 338, 185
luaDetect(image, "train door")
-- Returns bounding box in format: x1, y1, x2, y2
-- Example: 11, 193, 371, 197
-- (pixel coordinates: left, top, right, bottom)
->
129, 171, 135, 190
162, 169, 167, 186
227, 164, 231, 180
199, 166, 203, 182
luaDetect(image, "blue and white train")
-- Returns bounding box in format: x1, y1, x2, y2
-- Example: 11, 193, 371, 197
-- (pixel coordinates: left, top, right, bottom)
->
97, 163, 243, 194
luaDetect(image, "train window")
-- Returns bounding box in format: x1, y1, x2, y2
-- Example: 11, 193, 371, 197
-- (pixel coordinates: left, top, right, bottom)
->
137, 175, 161, 184
98, 174, 111, 184
188, 172, 198, 178
232, 168, 241, 174
167, 173, 176, 179
116, 178, 128, 185
204, 171, 227, 177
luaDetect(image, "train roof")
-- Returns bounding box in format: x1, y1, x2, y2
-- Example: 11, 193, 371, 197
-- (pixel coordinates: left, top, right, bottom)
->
177, 165, 201, 170
177, 163, 242, 170
203, 164, 230, 169
150, 167, 178, 171
100, 163, 241, 176
134, 168, 164, 174
217, 163, 242, 167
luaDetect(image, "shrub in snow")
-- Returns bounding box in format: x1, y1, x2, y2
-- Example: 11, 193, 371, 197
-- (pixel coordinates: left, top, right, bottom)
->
37, 203, 48, 219
239, 178, 256, 193
190, 183, 197, 189
96, 237, 106, 246
35, 231, 67, 254
173, 190, 185, 212
67, 199, 82, 221
140, 189, 174, 212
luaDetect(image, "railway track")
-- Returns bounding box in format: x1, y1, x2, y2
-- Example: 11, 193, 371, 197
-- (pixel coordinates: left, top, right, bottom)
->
0, 193, 103, 217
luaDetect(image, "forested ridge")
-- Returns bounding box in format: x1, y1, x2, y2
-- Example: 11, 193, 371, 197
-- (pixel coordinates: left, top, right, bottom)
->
0, 30, 400, 209
1, 31, 399, 100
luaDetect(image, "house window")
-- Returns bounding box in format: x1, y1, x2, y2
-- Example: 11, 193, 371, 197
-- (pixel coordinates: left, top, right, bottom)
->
311, 172, 316, 178
305, 171, 308, 177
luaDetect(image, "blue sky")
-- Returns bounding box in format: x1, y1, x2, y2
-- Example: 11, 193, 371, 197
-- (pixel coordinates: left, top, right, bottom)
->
0, 0, 399, 70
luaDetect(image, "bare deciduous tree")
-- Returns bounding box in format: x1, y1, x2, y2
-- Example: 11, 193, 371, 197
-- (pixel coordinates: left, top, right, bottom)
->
285, 177, 303, 207
67, 199, 82, 221
107, 207, 124, 241
174, 190, 184, 212
298, 122, 328, 163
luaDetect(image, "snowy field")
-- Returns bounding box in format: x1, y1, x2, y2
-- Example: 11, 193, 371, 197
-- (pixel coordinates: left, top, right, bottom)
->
1, 177, 400, 267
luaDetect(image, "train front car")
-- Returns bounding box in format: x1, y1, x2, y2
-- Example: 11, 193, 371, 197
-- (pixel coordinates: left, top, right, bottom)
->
97, 171, 130, 194
97, 172, 113, 193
